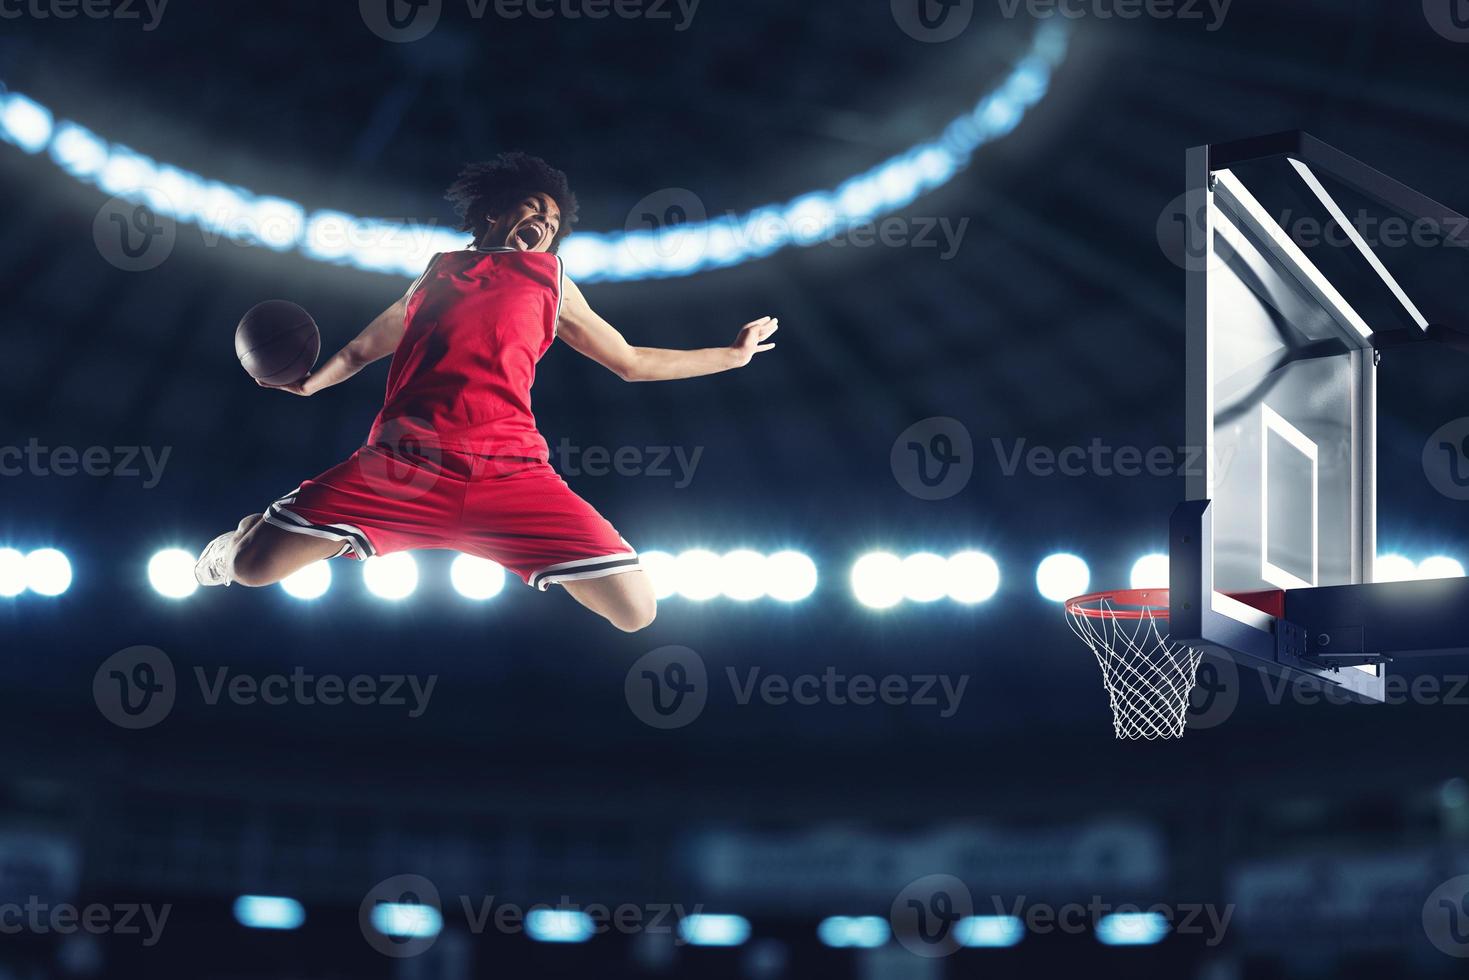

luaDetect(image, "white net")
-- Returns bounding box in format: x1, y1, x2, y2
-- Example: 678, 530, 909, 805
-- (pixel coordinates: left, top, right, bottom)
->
1067, 592, 1204, 740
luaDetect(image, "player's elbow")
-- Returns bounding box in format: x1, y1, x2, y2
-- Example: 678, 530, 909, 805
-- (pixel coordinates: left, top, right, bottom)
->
612, 349, 650, 382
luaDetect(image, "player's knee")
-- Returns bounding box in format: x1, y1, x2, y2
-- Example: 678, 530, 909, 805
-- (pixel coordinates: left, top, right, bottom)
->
611, 595, 657, 633
230, 535, 282, 588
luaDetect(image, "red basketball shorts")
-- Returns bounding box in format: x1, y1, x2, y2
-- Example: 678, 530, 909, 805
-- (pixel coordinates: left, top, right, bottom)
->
261, 445, 640, 590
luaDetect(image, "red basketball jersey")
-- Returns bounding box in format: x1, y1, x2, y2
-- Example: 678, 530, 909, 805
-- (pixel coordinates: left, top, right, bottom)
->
368, 247, 563, 460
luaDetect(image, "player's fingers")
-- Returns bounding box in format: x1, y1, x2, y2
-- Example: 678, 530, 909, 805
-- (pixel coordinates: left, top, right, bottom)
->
755, 343, 776, 353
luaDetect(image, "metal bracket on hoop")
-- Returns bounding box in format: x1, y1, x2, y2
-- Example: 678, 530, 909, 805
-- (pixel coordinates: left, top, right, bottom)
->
1168, 500, 1388, 702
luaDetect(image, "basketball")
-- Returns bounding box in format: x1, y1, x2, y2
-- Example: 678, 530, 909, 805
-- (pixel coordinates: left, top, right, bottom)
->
235, 300, 320, 385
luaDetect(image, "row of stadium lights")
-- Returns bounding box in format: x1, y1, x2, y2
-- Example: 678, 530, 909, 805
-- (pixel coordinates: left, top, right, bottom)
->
232, 895, 1166, 948
4, 546, 1464, 604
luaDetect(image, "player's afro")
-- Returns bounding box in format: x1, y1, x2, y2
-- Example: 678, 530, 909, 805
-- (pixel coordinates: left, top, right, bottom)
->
446, 152, 579, 252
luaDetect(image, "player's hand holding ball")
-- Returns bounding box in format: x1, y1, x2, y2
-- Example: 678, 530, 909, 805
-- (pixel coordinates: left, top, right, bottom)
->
235, 299, 321, 395
731, 315, 778, 366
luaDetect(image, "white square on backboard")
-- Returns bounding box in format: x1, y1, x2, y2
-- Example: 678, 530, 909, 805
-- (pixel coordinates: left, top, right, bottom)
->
1261, 404, 1319, 590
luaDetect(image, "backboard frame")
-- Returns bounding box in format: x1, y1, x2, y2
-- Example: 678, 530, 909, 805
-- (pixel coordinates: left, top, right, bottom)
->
1169, 132, 1469, 702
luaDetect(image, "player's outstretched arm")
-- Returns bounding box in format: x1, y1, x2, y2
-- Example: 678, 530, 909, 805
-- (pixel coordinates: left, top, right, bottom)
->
557, 276, 777, 382
258, 296, 408, 396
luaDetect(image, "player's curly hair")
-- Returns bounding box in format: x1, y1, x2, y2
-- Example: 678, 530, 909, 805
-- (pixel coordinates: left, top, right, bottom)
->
445, 152, 579, 252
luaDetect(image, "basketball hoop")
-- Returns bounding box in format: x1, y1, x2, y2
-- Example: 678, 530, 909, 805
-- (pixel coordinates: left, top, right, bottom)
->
1065, 589, 1203, 740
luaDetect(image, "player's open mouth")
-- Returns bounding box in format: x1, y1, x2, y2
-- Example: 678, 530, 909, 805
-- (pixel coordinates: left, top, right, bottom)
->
512, 223, 546, 251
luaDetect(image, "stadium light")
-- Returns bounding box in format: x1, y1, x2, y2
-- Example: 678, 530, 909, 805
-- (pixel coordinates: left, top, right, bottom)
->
0, 25, 1067, 282
851, 552, 904, 609
450, 554, 506, 600
364, 553, 418, 600
525, 909, 595, 944
947, 551, 1000, 604
25, 548, 72, 596
280, 560, 332, 600
371, 902, 441, 939
720, 549, 768, 601
0, 548, 27, 598
147, 549, 198, 600
1096, 911, 1169, 946
955, 915, 1025, 948
1036, 553, 1089, 602
675, 549, 723, 601
678, 914, 751, 947
901, 552, 949, 603
766, 550, 818, 602
1375, 554, 1418, 583
816, 916, 889, 949
1129, 553, 1169, 590
1418, 555, 1466, 580
639, 550, 678, 600
233, 895, 305, 931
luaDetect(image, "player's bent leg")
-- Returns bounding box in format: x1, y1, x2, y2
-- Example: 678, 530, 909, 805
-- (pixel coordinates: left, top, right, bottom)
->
561, 570, 657, 633
229, 519, 345, 587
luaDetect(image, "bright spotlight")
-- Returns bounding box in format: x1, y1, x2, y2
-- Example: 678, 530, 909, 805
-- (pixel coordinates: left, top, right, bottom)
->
1036, 553, 1088, 602
720, 550, 768, 601
851, 552, 905, 609
450, 554, 505, 600
1096, 911, 1169, 946
679, 914, 751, 947
956, 915, 1025, 948
25, 548, 72, 597
675, 549, 723, 601
1129, 553, 1169, 590
0, 548, 27, 598
147, 549, 198, 600
901, 552, 949, 602
1375, 554, 1418, 583
371, 903, 441, 939
817, 916, 890, 949
639, 550, 678, 600
276, 560, 331, 600
766, 550, 818, 602
1418, 556, 1466, 580
947, 551, 1000, 604
525, 909, 595, 944
363, 553, 418, 600
233, 895, 305, 931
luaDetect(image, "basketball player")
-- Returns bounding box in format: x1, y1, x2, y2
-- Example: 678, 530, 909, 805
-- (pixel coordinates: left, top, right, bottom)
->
195, 153, 778, 632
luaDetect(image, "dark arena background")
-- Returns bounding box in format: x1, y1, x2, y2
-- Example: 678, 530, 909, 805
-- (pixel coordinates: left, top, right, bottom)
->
4, 2, 1469, 978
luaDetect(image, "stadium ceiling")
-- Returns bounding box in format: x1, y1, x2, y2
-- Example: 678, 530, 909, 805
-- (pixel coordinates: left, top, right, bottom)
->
0, 23, 1066, 283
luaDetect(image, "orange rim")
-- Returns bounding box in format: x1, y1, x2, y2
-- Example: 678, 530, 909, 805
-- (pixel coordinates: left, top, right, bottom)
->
1064, 588, 1171, 621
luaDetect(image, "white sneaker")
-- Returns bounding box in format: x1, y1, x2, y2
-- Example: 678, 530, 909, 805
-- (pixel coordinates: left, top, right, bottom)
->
194, 531, 236, 587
